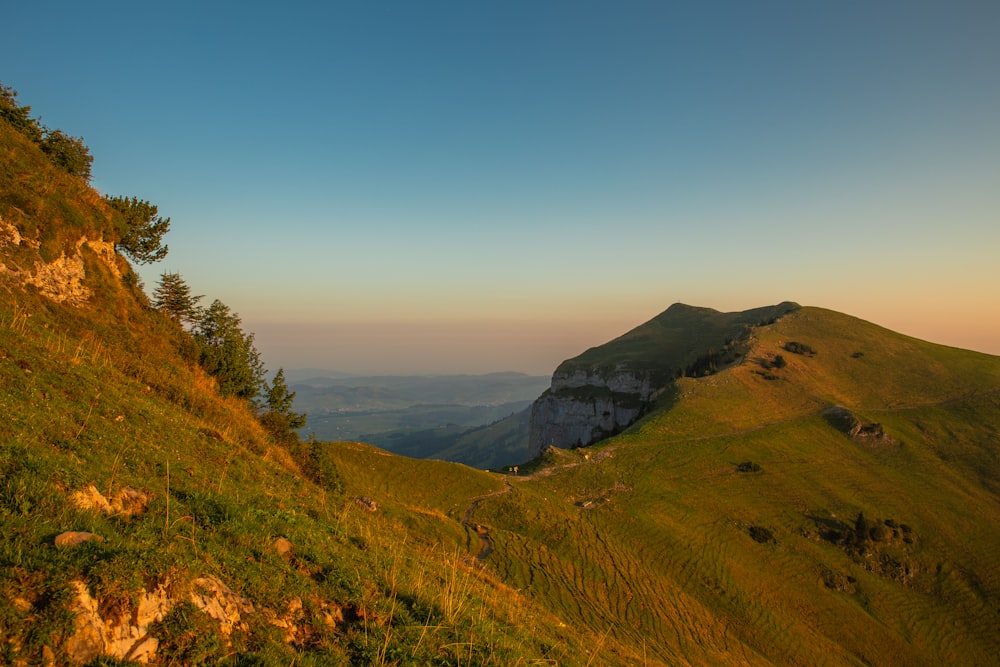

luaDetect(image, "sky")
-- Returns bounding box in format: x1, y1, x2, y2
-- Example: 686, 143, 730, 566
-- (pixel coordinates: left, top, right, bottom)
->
3, 1, 998, 375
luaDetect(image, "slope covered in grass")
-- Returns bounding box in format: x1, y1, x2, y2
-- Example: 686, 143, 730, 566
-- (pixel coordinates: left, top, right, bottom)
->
471, 307, 1000, 665
0, 118, 599, 665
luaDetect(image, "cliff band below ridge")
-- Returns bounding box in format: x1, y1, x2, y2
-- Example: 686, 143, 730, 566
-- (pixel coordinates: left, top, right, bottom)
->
527, 302, 800, 457
528, 370, 659, 456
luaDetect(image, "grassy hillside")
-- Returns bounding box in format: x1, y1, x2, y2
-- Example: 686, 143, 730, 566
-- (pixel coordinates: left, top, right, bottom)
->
472, 307, 1000, 665
0, 118, 598, 665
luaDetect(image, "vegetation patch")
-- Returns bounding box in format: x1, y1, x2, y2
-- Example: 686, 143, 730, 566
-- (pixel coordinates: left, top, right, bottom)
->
812, 512, 919, 584
823, 406, 896, 444
783, 341, 817, 356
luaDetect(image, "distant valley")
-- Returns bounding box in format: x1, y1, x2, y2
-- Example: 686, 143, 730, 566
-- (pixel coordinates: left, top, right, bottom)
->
287, 371, 548, 468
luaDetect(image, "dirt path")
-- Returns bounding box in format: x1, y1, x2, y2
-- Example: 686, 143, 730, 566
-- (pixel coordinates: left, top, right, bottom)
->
461, 478, 513, 562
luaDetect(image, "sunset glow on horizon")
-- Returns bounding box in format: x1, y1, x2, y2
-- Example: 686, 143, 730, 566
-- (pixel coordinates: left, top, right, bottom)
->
4, 1, 997, 375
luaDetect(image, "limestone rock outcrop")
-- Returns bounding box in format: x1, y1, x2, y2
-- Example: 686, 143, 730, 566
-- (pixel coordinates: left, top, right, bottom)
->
60, 574, 254, 665
64, 580, 171, 664
527, 369, 662, 457
0, 217, 122, 306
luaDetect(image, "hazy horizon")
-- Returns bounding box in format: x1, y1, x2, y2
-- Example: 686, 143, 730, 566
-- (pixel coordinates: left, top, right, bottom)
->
252, 301, 1000, 378
4, 1, 997, 375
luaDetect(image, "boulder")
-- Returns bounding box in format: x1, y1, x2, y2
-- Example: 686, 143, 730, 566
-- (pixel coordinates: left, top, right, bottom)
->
54, 532, 103, 548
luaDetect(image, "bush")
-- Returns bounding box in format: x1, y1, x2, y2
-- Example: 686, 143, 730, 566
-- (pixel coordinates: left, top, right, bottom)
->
293, 436, 344, 494
783, 341, 816, 356
869, 524, 889, 542
2, 83, 92, 179
749, 526, 776, 544
736, 461, 762, 473
151, 601, 225, 664
40, 129, 92, 181
1, 83, 43, 142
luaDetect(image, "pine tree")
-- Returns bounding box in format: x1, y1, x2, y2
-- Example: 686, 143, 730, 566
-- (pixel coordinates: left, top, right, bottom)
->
194, 300, 265, 401
260, 368, 307, 443
854, 511, 870, 547
106, 195, 170, 264
152, 272, 203, 325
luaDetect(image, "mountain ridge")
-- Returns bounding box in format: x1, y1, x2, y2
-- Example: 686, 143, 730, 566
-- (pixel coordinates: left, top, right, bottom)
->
528, 301, 801, 456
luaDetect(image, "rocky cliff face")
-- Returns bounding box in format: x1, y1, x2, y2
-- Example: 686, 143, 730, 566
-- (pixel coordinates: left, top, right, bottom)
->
527, 369, 663, 457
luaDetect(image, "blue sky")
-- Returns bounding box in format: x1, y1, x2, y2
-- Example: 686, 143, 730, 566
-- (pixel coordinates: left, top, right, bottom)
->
4, 1, 998, 374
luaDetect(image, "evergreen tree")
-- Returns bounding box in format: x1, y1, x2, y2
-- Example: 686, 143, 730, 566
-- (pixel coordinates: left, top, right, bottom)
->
260, 368, 307, 443
854, 511, 870, 547
152, 272, 203, 325
106, 195, 170, 264
194, 300, 265, 401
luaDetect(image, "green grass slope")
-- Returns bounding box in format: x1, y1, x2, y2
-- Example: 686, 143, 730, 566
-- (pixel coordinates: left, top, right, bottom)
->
0, 120, 599, 665
470, 307, 1000, 665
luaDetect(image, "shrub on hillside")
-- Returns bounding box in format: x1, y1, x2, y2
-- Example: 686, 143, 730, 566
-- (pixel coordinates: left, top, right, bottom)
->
292, 435, 344, 494
749, 526, 776, 544
783, 341, 816, 356
1, 83, 93, 180
1, 83, 43, 142
39, 129, 92, 181
736, 461, 762, 473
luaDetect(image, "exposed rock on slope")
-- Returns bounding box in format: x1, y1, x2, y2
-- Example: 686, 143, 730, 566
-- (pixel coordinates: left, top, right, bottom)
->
1, 217, 122, 305
528, 302, 800, 456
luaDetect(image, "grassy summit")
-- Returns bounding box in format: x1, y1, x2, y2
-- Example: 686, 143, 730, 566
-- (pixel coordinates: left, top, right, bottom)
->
558, 301, 801, 380
3, 98, 1000, 665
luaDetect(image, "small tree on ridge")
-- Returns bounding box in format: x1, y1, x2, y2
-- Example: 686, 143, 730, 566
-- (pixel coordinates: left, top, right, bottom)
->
106, 195, 170, 264
194, 300, 265, 401
260, 368, 307, 444
152, 272, 203, 325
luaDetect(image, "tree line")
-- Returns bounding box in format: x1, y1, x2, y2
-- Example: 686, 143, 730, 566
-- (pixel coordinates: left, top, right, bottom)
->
152, 271, 306, 445
1, 83, 93, 181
